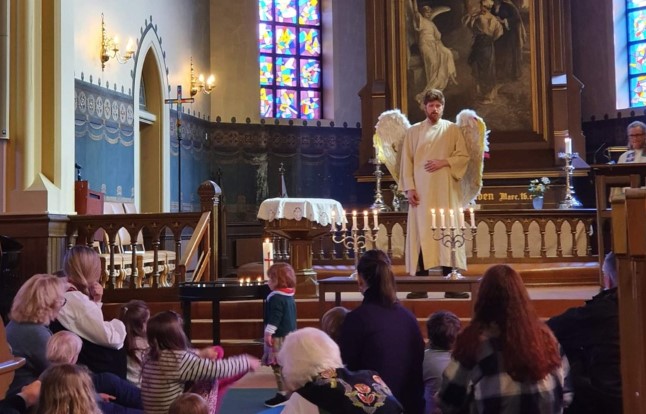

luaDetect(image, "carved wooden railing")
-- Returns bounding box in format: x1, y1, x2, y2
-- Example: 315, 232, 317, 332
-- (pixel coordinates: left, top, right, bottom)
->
308, 209, 598, 266
66, 181, 222, 302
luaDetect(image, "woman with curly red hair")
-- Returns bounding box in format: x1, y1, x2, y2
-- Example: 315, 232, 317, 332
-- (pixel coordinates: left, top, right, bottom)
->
438, 264, 570, 414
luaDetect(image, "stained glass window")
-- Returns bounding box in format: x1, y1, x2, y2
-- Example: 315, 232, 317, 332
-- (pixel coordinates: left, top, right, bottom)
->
628, 1, 646, 107
258, 0, 322, 119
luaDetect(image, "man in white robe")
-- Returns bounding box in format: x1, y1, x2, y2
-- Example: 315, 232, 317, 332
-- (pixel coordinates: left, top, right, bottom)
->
400, 89, 470, 298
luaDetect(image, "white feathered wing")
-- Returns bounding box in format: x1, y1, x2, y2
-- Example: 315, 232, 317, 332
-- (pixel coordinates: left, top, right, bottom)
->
456, 109, 489, 207
373, 109, 411, 187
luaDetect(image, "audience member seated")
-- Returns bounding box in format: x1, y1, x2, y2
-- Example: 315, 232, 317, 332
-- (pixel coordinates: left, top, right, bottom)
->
423, 311, 461, 414
5, 274, 66, 396
168, 393, 208, 414
140, 310, 260, 414
52, 246, 128, 378
46, 331, 143, 414
277, 327, 403, 414
35, 364, 101, 414
439, 264, 571, 414
118, 300, 150, 387
339, 249, 425, 414
547, 252, 621, 414
320, 306, 348, 345
0, 380, 40, 414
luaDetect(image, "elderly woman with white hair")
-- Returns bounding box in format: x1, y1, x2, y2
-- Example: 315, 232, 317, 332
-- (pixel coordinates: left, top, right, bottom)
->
276, 327, 403, 414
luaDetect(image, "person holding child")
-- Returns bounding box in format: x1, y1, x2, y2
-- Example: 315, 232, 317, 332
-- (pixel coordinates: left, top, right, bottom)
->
140, 310, 260, 414
53, 246, 127, 378
262, 263, 297, 408
6, 274, 67, 396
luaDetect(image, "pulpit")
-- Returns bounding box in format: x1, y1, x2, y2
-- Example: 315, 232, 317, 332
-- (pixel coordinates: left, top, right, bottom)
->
258, 198, 344, 298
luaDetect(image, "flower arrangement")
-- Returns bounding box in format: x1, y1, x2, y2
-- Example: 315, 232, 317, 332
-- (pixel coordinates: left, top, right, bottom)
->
528, 177, 551, 197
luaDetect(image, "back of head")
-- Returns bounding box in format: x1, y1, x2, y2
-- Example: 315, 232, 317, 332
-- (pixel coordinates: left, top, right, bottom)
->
10, 274, 66, 325
63, 245, 101, 296
168, 393, 208, 414
36, 364, 100, 414
47, 331, 83, 364
146, 310, 189, 360
277, 327, 343, 391
321, 306, 349, 344
357, 249, 397, 306
268, 262, 296, 289
423, 88, 445, 105
120, 300, 150, 339
473, 264, 533, 328
426, 311, 461, 350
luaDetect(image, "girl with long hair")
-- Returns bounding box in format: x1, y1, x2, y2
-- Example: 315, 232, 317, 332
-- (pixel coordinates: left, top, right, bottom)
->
438, 264, 569, 413
36, 364, 101, 414
339, 249, 425, 414
140, 310, 260, 414
119, 300, 150, 386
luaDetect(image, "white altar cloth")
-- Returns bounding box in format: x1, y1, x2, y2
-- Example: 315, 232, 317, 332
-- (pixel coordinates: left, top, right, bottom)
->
257, 198, 345, 226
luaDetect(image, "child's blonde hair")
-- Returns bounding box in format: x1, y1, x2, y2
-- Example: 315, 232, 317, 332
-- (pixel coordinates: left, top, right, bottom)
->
36, 364, 101, 414
267, 262, 296, 289
168, 393, 208, 414
47, 331, 83, 364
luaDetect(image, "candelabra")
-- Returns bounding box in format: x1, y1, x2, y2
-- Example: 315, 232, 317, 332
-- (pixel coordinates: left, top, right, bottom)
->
557, 152, 583, 209
432, 226, 476, 280
371, 159, 391, 212
331, 213, 379, 279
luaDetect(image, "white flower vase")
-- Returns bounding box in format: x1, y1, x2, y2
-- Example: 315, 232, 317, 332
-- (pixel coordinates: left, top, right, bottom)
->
532, 196, 544, 210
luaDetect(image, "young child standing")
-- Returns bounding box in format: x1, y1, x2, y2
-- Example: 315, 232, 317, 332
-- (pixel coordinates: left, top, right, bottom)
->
118, 300, 150, 387
140, 311, 260, 414
262, 263, 297, 408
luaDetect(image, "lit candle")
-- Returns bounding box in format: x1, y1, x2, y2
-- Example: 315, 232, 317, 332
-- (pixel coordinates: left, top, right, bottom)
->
330, 210, 336, 232
449, 209, 456, 229
431, 208, 437, 229
373, 209, 379, 230
352, 210, 358, 230
341, 209, 347, 231
246, 277, 251, 286
363, 210, 369, 230
459, 208, 465, 229
469, 208, 476, 228
239, 277, 243, 286
440, 209, 446, 228
564, 137, 572, 155
256, 276, 262, 284
262, 238, 274, 280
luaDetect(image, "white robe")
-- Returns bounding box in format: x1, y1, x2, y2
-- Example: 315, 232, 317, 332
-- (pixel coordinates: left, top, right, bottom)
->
400, 119, 470, 275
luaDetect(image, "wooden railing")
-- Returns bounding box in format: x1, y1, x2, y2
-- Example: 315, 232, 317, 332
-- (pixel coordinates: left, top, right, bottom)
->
307, 209, 598, 266
66, 181, 222, 302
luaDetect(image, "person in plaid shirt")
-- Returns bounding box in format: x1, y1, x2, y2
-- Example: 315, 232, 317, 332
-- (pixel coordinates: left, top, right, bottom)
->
438, 264, 571, 414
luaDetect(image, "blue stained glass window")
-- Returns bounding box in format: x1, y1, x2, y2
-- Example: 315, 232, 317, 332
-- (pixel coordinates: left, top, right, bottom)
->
627, 1, 646, 107
258, 0, 322, 119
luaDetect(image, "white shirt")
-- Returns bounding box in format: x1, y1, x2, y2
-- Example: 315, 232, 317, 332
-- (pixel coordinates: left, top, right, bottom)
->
618, 148, 646, 164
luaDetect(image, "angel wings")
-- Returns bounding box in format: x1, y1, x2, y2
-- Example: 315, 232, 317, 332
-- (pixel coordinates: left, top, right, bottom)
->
373, 109, 489, 207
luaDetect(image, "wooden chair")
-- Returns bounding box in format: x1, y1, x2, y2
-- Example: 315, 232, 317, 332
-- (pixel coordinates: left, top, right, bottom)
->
0, 321, 25, 399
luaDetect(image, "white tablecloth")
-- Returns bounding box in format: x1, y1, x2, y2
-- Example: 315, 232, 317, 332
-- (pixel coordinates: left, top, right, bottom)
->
257, 198, 345, 226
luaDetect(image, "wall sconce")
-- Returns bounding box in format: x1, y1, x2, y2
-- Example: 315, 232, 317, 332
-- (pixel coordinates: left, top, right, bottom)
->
100, 13, 135, 71
190, 57, 215, 96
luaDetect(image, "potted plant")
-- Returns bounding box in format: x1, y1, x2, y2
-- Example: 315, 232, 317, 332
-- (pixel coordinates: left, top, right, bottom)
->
528, 177, 551, 209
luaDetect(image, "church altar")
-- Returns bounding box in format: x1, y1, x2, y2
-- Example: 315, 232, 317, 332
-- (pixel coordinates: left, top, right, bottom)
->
258, 198, 344, 297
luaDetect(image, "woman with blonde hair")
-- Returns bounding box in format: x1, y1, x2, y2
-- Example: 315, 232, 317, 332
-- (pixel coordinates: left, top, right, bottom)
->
438, 264, 569, 413
35, 364, 101, 414
6, 274, 66, 396
53, 245, 127, 378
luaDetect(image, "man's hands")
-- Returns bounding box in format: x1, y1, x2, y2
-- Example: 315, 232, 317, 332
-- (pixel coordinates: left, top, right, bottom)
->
424, 159, 449, 172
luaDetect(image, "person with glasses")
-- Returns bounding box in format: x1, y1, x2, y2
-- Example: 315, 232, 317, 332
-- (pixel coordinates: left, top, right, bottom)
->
5, 274, 67, 397
619, 121, 646, 163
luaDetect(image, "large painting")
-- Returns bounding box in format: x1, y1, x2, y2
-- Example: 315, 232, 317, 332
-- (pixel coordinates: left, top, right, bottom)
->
404, 0, 532, 131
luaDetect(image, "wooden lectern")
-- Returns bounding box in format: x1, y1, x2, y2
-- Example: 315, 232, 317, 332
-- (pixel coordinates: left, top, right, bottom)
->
75, 181, 104, 215
591, 163, 646, 284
